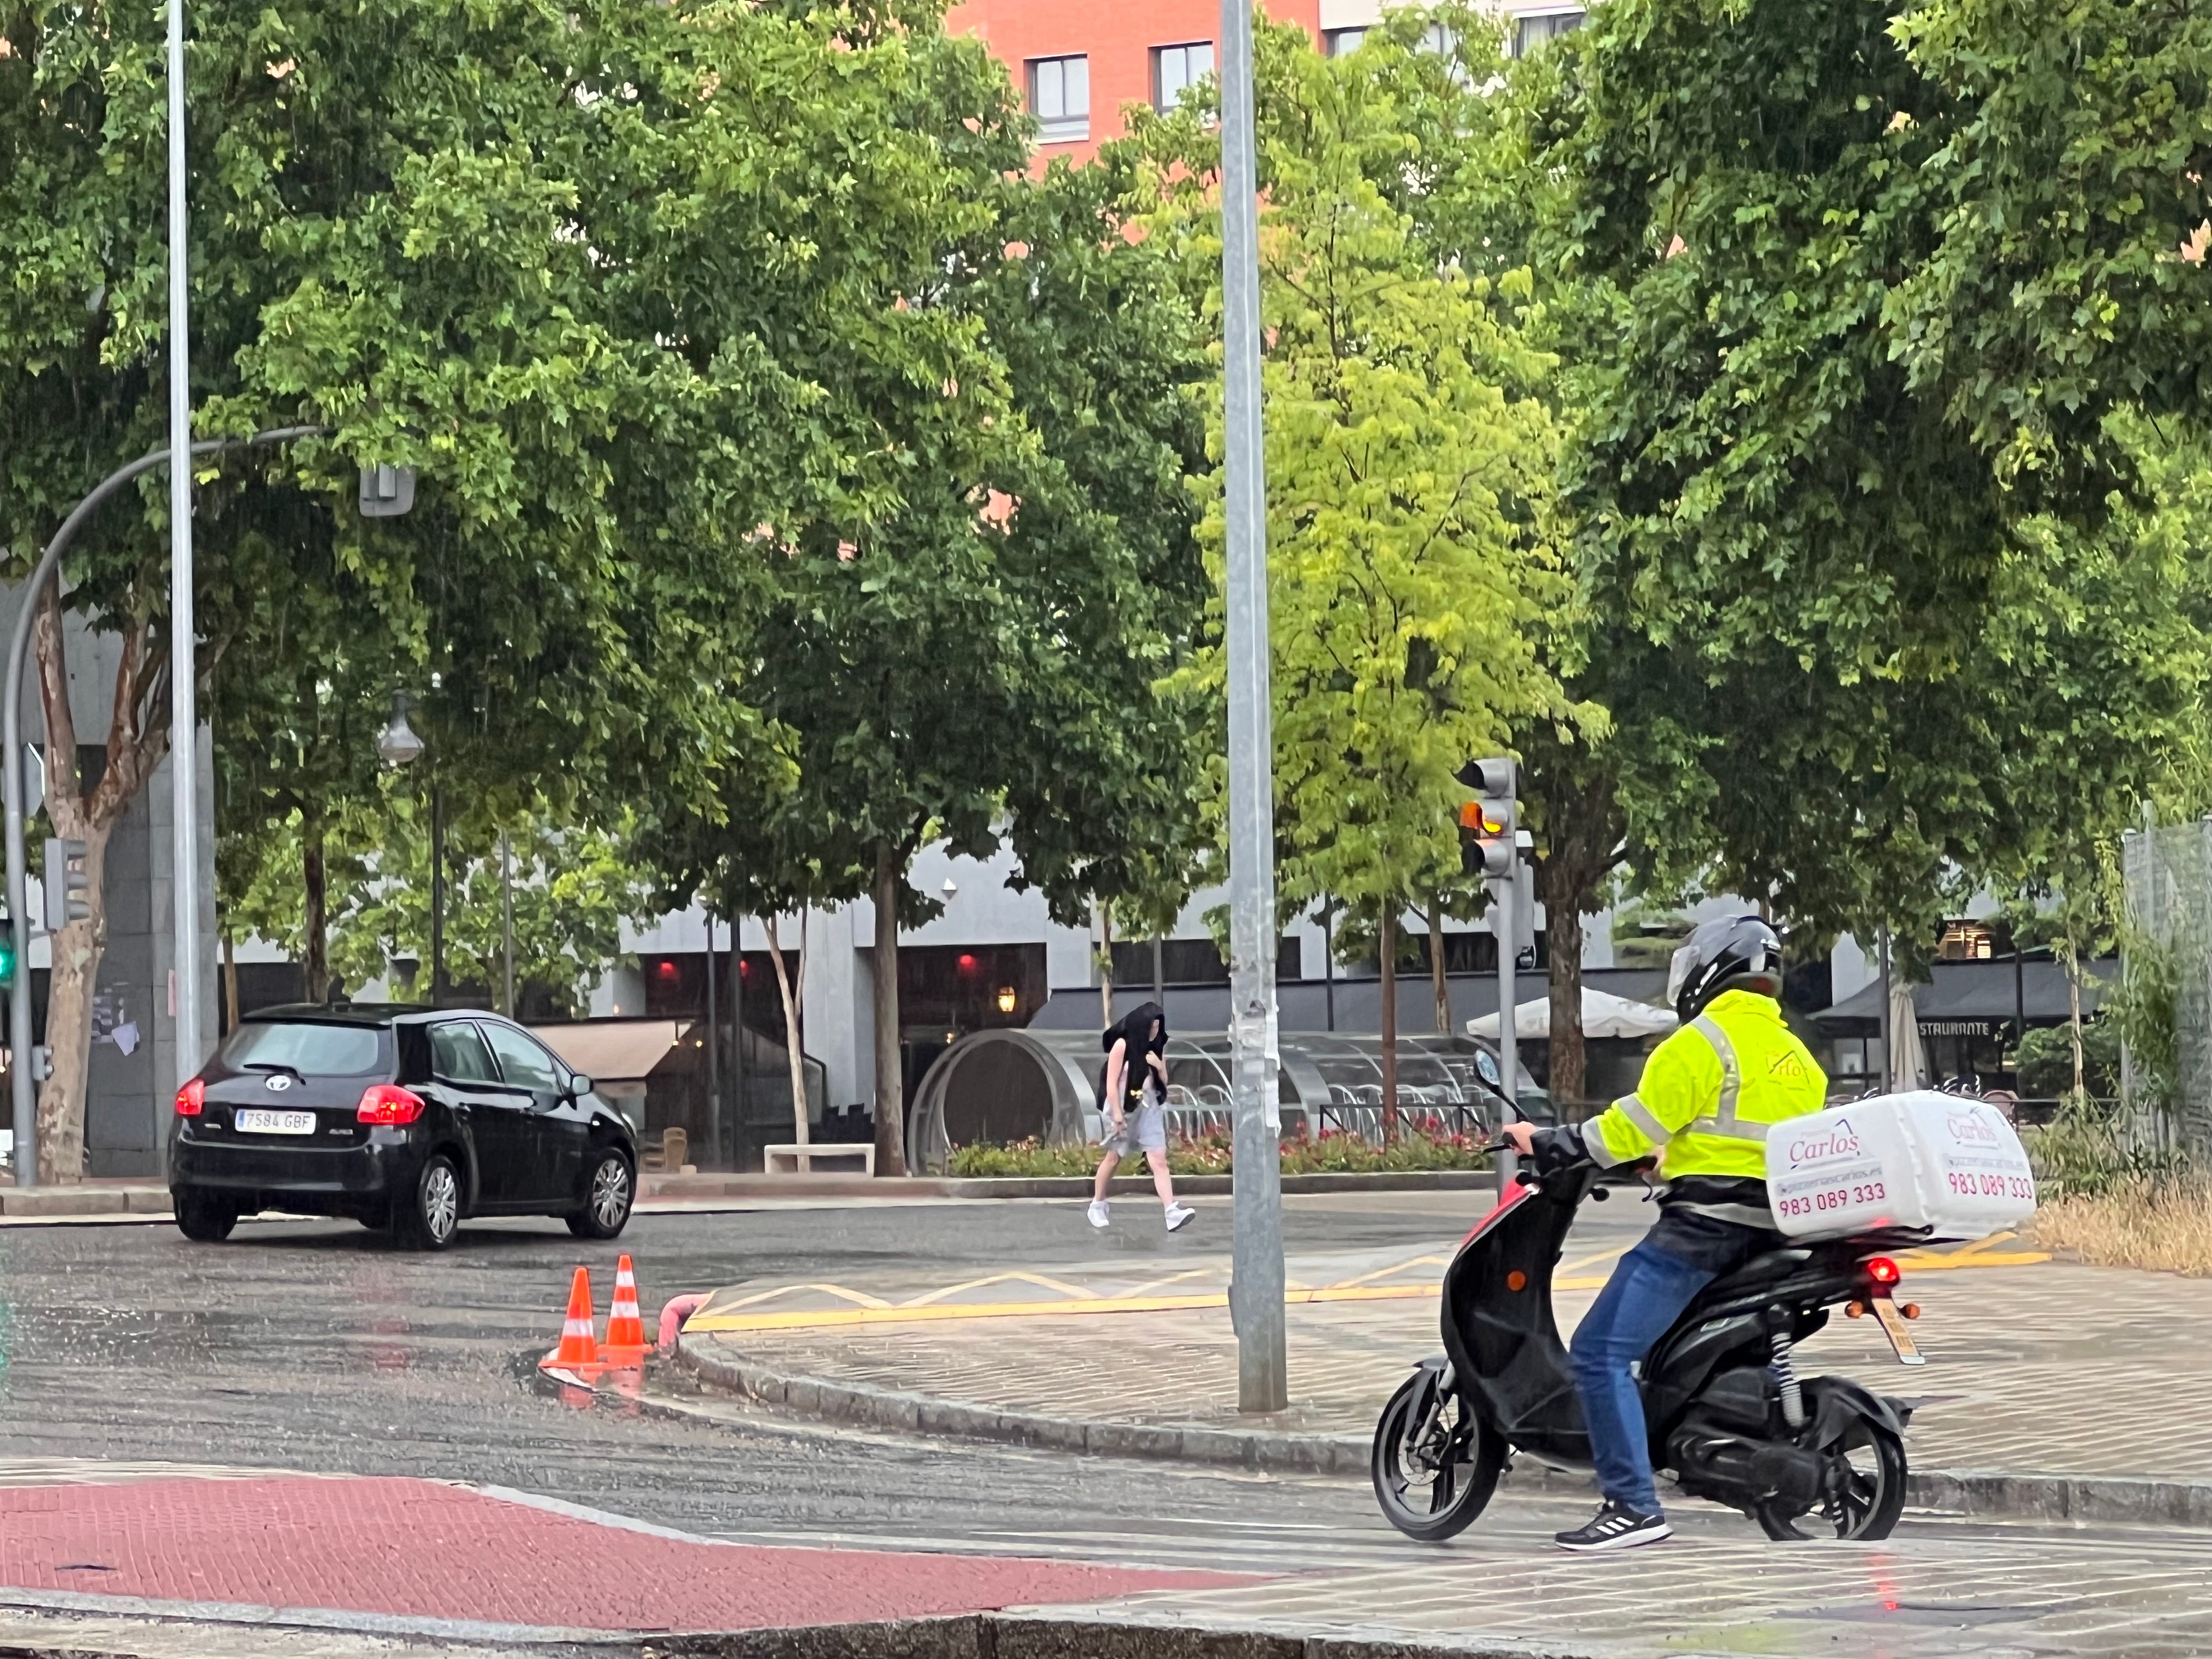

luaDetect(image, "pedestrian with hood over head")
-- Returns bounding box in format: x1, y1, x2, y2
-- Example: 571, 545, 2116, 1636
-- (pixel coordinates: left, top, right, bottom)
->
1088, 1000, 1194, 1233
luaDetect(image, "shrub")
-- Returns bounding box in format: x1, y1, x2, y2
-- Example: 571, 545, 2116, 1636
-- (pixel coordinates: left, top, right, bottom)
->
946, 1120, 1494, 1178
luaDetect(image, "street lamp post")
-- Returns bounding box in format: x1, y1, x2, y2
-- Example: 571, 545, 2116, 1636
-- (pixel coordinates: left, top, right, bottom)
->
1219, 0, 1286, 1414
374, 691, 433, 1003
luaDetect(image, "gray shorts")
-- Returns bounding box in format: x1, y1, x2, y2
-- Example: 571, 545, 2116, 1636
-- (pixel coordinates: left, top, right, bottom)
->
1101, 1101, 1167, 1157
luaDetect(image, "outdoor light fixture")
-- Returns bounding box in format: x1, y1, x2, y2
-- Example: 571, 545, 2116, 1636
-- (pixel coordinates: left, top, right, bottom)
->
996, 986, 1017, 1014
375, 691, 425, 767
941, 878, 958, 899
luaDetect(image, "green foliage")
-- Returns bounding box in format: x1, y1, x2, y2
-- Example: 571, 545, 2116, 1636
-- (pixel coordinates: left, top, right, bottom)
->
2016, 1019, 2120, 1101
2108, 927, 2182, 1114
1526, 0, 2209, 945
227, 789, 651, 1018
1133, 13, 1575, 942
2024, 1092, 2188, 1198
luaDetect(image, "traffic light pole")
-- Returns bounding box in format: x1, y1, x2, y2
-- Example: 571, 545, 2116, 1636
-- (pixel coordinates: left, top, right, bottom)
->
1219, 0, 1286, 1414
1493, 874, 1518, 1205
3, 428, 325, 1188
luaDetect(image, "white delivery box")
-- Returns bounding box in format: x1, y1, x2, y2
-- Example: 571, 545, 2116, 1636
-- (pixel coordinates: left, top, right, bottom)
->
1765, 1092, 2037, 1243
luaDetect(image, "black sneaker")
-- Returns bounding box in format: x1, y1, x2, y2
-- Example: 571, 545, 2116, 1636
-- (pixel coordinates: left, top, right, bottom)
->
1554, 1500, 1673, 1553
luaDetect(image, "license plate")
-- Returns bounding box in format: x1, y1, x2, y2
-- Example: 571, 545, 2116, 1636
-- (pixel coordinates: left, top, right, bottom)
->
1872, 1297, 1926, 1367
234, 1109, 316, 1136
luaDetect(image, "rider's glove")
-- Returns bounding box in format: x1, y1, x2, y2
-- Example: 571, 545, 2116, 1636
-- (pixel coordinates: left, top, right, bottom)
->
1527, 1124, 1593, 1176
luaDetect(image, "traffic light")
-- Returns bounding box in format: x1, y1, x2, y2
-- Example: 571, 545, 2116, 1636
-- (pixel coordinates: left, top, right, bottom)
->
0, 912, 15, 986
1455, 757, 1517, 877
42, 837, 88, 932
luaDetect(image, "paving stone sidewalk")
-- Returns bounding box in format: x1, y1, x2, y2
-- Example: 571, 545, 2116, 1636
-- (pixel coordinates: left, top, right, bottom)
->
683, 1258, 2204, 1491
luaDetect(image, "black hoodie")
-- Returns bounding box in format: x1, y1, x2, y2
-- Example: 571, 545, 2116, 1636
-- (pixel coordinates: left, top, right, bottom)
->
1099, 1001, 1167, 1108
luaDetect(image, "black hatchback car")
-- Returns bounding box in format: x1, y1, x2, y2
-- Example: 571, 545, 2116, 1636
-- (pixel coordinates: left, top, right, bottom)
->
169, 1005, 638, 1250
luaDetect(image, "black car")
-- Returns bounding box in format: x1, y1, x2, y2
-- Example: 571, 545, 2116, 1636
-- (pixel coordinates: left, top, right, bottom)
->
170, 1005, 637, 1250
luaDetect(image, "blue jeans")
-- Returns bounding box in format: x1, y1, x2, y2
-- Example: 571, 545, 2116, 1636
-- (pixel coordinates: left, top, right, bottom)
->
1568, 1238, 1716, 1515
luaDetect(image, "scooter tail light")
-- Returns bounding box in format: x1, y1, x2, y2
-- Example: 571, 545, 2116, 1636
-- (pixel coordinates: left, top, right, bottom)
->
357, 1084, 426, 1126
1865, 1256, 1902, 1286
173, 1077, 205, 1116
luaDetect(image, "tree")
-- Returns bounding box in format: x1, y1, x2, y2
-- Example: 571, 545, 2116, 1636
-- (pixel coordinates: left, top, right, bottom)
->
1137, 16, 1573, 1129
634, 63, 1208, 1174
1521, 0, 2207, 1033
2, 0, 1001, 1176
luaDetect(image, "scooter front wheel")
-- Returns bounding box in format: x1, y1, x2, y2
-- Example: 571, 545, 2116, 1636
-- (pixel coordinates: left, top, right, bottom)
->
1371, 1369, 1504, 1542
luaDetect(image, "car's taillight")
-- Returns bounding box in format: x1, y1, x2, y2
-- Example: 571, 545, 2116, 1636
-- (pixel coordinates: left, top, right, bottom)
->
357, 1084, 426, 1126
1865, 1256, 1901, 1287
174, 1077, 205, 1116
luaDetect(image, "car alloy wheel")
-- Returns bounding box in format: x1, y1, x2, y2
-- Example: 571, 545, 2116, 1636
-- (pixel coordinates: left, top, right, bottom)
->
590, 1156, 630, 1230
421, 1160, 459, 1244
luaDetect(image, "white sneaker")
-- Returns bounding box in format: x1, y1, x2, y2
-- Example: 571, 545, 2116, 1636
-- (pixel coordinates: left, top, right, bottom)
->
1164, 1203, 1195, 1233
1087, 1201, 1111, 1229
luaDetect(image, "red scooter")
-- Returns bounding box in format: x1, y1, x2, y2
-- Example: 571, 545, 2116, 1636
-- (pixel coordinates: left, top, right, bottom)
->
1372, 1160, 1926, 1542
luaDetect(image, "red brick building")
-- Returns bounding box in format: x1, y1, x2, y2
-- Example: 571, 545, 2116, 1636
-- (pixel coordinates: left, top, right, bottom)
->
944, 1, 1589, 162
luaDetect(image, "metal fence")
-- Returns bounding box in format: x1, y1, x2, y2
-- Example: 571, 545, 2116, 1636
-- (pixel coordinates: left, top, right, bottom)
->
2121, 821, 2212, 1164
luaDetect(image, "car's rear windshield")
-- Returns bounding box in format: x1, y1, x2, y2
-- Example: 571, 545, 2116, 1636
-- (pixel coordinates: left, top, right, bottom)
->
219, 1021, 384, 1077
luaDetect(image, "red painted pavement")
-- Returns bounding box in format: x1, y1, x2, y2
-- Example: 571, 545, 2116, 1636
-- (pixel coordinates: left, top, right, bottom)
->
0, 1476, 1248, 1634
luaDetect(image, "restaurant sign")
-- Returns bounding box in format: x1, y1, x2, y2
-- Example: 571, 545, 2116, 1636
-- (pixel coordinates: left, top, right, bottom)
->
1919, 1018, 1996, 1038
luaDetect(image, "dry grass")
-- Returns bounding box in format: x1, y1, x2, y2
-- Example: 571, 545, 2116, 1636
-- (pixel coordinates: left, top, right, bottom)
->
2031, 1180, 2212, 1277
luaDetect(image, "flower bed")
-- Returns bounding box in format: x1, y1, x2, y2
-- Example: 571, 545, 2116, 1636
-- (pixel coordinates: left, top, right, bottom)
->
948, 1121, 1493, 1178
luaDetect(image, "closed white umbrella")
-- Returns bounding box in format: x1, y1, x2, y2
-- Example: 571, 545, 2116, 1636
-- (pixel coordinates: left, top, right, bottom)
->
1468, 988, 1678, 1042
1888, 979, 1930, 1091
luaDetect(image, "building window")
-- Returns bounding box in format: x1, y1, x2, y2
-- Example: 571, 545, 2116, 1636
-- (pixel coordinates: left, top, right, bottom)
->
1510, 9, 1585, 57
1028, 54, 1090, 143
1325, 27, 1368, 57
1153, 41, 1214, 112
1936, 918, 2013, 961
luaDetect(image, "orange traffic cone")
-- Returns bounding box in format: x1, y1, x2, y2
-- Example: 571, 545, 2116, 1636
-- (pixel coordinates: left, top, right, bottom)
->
540, 1266, 601, 1372
602, 1255, 647, 1365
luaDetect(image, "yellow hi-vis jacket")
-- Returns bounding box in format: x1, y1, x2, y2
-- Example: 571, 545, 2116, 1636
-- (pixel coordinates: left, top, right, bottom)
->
1581, 989, 1828, 1187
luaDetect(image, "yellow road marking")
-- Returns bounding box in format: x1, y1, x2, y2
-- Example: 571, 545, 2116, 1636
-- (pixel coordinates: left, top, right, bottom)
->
706, 1282, 894, 1313
900, 1270, 1096, 1308
685, 1233, 2045, 1336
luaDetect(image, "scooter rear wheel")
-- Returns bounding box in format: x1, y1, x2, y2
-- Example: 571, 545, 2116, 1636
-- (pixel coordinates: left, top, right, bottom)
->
1756, 1415, 1908, 1541
1372, 1370, 1504, 1542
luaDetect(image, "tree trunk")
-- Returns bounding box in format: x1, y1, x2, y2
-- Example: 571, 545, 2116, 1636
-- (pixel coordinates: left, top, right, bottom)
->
873, 846, 907, 1176
302, 809, 329, 1003
1097, 902, 1114, 1029
1379, 906, 1398, 1143
1426, 899, 1449, 1034
1545, 896, 1588, 1109
765, 912, 809, 1147
222, 927, 239, 1036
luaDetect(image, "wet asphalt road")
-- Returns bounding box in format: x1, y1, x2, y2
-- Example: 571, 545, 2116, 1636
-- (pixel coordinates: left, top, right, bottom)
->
0, 1195, 2133, 1575
0, 1194, 1565, 1572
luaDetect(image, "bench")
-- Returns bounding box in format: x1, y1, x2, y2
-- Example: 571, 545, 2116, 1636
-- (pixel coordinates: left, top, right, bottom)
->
763, 1143, 876, 1176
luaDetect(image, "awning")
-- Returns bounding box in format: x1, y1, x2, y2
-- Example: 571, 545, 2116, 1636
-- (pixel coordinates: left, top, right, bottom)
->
1813, 958, 2117, 1036
1468, 988, 1677, 1041
528, 1018, 686, 1084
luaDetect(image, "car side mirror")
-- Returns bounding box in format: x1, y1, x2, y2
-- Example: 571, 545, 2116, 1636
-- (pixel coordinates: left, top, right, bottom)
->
568, 1073, 592, 1097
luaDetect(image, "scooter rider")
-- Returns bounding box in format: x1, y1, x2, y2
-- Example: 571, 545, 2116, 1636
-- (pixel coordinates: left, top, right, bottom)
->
1502, 915, 1826, 1551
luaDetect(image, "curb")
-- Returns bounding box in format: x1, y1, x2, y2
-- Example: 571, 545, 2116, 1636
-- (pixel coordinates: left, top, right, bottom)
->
672, 1338, 2212, 1527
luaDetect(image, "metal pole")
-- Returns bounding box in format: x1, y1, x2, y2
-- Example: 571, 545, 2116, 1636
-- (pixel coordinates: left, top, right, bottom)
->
5, 428, 321, 1190
1494, 878, 1518, 1203
429, 783, 445, 1004
1877, 927, 1892, 1093
704, 912, 721, 1168
1219, 0, 1285, 1416
166, 0, 201, 1123
1151, 933, 1164, 1005
499, 830, 515, 1017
